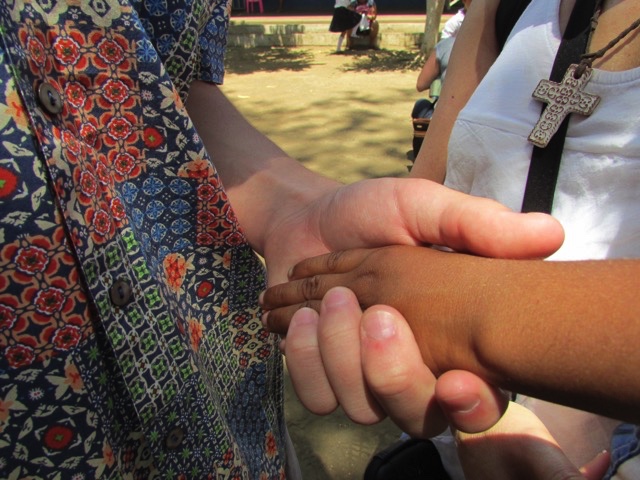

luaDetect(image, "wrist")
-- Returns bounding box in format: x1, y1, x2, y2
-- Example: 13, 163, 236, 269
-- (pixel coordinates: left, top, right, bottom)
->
249, 162, 338, 254
432, 253, 497, 378
466, 258, 533, 388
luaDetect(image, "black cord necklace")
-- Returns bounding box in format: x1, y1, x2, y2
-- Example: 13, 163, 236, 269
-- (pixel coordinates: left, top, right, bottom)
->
528, 0, 640, 148
576, 7, 640, 77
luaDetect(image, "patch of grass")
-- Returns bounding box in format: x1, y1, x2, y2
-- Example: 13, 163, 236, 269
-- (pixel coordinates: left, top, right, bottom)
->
225, 47, 314, 74
342, 49, 423, 73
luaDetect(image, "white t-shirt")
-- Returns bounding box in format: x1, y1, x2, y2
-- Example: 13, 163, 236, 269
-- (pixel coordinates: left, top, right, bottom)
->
441, 9, 465, 38
447, 0, 640, 262
441, 0, 640, 478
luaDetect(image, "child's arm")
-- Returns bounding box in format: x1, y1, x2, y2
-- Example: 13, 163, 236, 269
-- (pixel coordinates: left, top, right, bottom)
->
262, 245, 640, 424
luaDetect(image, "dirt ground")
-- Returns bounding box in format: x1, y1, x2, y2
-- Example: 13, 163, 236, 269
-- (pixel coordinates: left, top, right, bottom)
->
222, 46, 422, 182
220, 46, 423, 479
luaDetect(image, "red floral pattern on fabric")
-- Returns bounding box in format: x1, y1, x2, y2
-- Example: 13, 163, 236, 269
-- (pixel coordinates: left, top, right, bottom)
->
0, 231, 92, 367
0, 167, 18, 199
43, 424, 75, 450
0, 0, 285, 478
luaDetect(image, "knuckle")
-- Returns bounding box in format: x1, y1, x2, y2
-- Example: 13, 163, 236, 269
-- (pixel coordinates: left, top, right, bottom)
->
299, 275, 323, 300
325, 250, 347, 272
369, 368, 414, 397
345, 408, 386, 426
352, 269, 379, 306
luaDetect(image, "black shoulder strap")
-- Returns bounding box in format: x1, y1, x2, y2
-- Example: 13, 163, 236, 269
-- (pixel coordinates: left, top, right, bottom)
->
495, 0, 532, 51
520, 0, 597, 213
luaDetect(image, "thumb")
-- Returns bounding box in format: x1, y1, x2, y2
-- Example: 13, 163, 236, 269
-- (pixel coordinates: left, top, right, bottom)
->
400, 179, 566, 259
434, 370, 509, 433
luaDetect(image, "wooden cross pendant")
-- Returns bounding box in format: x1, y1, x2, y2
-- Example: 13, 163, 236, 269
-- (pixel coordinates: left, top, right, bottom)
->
528, 64, 600, 148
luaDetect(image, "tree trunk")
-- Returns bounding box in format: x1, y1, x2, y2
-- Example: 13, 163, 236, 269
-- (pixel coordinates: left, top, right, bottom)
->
422, 0, 446, 56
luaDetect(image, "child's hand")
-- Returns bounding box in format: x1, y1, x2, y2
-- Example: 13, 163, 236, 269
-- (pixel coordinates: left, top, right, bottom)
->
261, 245, 488, 373
261, 245, 432, 332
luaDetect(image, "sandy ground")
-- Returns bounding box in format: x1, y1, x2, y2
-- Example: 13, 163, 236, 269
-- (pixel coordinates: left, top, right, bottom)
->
221, 46, 420, 182
221, 45, 422, 479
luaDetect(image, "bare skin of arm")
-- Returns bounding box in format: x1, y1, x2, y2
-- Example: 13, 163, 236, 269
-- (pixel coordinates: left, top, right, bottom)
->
409, 0, 501, 182
416, 49, 440, 93
261, 245, 640, 425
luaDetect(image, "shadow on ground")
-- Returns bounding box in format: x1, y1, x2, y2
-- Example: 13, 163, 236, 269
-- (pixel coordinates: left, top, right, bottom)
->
225, 47, 315, 74
340, 48, 422, 72
225, 47, 422, 75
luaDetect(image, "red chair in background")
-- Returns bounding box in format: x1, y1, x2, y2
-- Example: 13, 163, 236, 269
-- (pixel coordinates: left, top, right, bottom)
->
246, 0, 264, 13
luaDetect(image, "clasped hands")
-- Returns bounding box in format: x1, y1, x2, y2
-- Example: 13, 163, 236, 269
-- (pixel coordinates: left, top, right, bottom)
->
261, 246, 518, 435
261, 204, 609, 479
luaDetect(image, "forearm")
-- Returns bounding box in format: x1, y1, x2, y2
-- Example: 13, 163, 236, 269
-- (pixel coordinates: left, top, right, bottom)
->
439, 257, 640, 423
416, 53, 439, 93
410, 0, 499, 182
284, 247, 640, 422
185, 81, 337, 254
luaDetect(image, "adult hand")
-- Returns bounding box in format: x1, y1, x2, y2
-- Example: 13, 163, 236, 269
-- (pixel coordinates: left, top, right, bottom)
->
186, 84, 563, 288
446, 397, 610, 480
261, 177, 564, 286
283, 287, 505, 438
286, 293, 609, 480
284, 286, 450, 435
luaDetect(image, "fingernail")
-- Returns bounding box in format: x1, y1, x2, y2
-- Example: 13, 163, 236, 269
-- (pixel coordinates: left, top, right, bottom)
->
292, 307, 319, 326
443, 392, 481, 415
322, 287, 351, 312
258, 291, 265, 306
261, 311, 269, 327
362, 310, 397, 340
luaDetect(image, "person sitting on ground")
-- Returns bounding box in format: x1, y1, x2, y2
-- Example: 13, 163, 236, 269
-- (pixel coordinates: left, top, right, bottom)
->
348, 0, 379, 50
